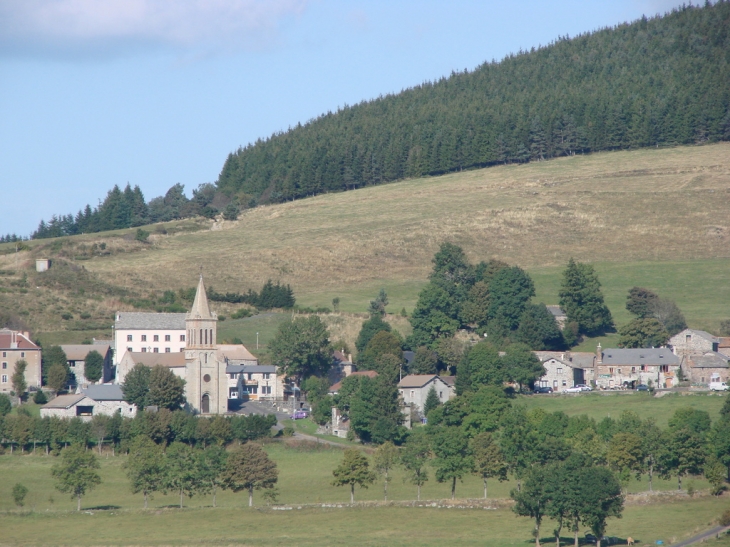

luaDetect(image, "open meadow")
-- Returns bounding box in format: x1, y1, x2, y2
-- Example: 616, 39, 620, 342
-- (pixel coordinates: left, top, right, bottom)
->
0, 437, 727, 547
1, 143, 729, 338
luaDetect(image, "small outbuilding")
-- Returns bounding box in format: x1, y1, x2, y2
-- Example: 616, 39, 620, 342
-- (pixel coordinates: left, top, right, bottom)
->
35, 258, 51, 272
40, 385, 136, 421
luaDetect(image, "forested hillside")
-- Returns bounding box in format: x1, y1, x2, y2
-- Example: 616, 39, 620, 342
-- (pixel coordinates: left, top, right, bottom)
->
217, 2, 730, 203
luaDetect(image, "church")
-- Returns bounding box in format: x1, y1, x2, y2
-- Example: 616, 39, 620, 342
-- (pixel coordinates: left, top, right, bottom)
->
115, 275, 279, 415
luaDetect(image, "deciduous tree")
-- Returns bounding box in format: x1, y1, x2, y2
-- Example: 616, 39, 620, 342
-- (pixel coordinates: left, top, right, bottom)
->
430, 425, 473, 499
163, 442, 201, 508
269, 316, 332, 384
221, 443, 278, 506
122, 363, 151, 409
331, 448, 376, 503
51, 444, 102, 511
124, 436, 165, 508
471, 432, 507, 499
401, 428, 430, 500
147, 365, 186, 411
374, 441, 400, 501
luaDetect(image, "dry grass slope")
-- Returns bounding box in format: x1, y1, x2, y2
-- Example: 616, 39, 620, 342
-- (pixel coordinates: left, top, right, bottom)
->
1, 143, 729, 335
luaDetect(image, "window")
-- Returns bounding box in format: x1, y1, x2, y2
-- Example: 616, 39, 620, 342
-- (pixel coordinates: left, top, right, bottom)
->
153, 348, 159, 353
127, 347, 132, 353
248, 373, 253, 380
165, 347, 171, 353
618, 368, 622, 375
686, 334, 691, 343
553, 380, 558, 388
562, 380, 567, 386
264, 373, 270, 380
180, 348, 185, 353
439, 391, 443, 399
180, 334, 185, 342
165, 335, 171, 342
660, 365, 669, 373
410, 390, 415, 398
1, 362, 6, 369
141, 335, 147, 342
557, 368, 563, 374
262, 386, 271, 395
127, 334, 133, 342
609, 367, 614, 374
20, 352, 24, 358
153, 335, 159, 342
1, 352, 5, 357
230, 373, 236, 379
141, 348, 147, 353
641, 365, 646, 371
249, 385, 258, 394
1, 375, 6, 383
631, 367, 636, 373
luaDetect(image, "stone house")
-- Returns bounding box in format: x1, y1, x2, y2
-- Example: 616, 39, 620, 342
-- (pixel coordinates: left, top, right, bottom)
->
227, 364, 280, 401
40, 384, 136, 420
327, 350, 356, 387
113, 312, 187, 365
61, 344, 114, 385
595, 345, 679, 388
669, 329, 720, 356
686, 352, 730, 386
398, 374, 455, 414
534, 351, 595, 390
0, 329, 42, 394
719, 337, 730, 358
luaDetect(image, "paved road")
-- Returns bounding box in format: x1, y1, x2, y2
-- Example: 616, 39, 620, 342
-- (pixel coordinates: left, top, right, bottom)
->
669, 525, 730, 547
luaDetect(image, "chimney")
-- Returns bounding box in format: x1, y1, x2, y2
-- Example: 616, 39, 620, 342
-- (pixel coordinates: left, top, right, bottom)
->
566, 350, 572, 362
596, 343, 602, 364
348, 353, 352, 363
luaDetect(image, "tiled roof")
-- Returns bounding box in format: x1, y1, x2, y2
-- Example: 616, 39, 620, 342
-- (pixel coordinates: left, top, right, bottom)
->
81, 384, 126, 401
217, 345, 257, 361
600, 348, 678, 366
42, 394, 85, 409
0, 329, 39, 350
115, 312, 186, 330
121, 351, 186, 367
61, 344, 111, 361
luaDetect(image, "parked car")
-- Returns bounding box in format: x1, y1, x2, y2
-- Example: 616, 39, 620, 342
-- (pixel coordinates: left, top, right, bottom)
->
584, 534, 597, 544
636, 384, 650, 391
565, 384, 591, 393
534, 386, 553, 394
710, 381, 729, 391
290, 410, 308, 419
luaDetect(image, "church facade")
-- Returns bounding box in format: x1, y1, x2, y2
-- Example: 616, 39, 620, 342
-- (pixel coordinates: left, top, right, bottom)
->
184, 276, 229, 414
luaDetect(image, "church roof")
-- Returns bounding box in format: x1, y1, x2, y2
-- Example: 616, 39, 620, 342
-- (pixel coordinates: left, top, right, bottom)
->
188, 275, 214, 319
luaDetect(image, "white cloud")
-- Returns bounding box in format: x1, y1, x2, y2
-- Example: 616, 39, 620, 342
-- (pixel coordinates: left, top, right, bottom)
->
0, 0, 309, 56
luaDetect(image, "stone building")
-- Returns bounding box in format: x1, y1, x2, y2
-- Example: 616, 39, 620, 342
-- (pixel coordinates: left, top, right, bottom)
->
686, 352, 730, 386
116, 351, 186, 384
534, 351, 595, 391
0, 329, 42, 394
669, 329, 720, 356
61, 344, 113, 385
40, 384, 136, 420
546, 306, 568, 329
398, 374, 455, 413
595, 345, 679, 388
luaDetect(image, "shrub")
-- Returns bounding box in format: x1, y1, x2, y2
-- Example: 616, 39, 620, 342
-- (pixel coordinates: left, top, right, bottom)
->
135, 228, 150, 242
61, 312, 73, 320
720, 509, 730, 527
33, 390, 48, 404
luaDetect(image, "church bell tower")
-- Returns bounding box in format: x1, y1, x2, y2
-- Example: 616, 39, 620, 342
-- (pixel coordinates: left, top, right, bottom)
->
185, 275, 226, 414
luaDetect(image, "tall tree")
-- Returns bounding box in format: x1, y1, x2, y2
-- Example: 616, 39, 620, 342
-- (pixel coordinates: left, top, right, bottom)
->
401, 428, 431, 500
221, 443, 277, 506
516, 304, 565, 350
163, 442, 201, 508
197, 444, 229, 507
331, 448, 376, 503
512, 464, 550, 547
471, 432, 507, 499
355, 314, 392, 354
122, 363, 151, 409
147, 365, 186, 411
51, 444, 102, 511
430, 425, 473, 499
11, 359, 27, 401
83, 351, 104, 384
559, 259, 613, 336
618, 318, 669, 348
487, 266, 535, 335
124, 436, 165, 508
625, 287, 659, 318
269, 316, 332, 384
373, 441, 400, 501
502, 343, 545, 392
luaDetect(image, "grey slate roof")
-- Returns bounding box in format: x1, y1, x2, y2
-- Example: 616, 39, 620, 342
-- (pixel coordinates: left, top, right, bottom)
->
689, 352, 730, 369
115, 312, 186, 330
42, 394, 85, 409
226, 364, 276, 374
81, 384, 126, 401
600, 348, 678, 366
534, 351, 595, 369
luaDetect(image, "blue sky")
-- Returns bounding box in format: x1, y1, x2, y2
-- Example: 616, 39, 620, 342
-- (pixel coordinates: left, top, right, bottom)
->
0, 0, 684, 236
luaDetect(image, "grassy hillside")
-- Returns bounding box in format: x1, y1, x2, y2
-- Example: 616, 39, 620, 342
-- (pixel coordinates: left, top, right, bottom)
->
1, 143, 729, 341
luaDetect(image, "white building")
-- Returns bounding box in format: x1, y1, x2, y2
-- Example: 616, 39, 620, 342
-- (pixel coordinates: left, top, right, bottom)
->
113, 312, 187, 365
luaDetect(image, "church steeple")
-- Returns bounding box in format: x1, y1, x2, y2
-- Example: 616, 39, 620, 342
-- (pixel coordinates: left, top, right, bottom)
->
190, 275, 213, 319
186, 275, 217, 349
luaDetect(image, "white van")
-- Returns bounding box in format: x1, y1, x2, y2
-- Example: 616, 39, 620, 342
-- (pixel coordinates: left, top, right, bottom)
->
709, 381, 729, 391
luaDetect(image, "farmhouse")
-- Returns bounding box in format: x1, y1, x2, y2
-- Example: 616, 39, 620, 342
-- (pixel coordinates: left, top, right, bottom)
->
113, 311, 187, 365
0, 329, 42, 393
398, 374, 455, 413
669, 329, 720, 356
61, 343, 114, 385
685, 352, 730, 386
534, 351, 595, 391
595, 345, 679, 389
40, 384, 136, 420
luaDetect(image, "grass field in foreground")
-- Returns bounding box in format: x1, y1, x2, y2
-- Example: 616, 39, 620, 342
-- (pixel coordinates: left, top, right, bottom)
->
519, 392, 727, 428
0, 495, 726, 547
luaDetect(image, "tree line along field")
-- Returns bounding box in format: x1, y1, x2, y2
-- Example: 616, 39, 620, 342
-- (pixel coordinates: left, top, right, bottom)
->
0, 143, 728, 340
0, 440, 726, 547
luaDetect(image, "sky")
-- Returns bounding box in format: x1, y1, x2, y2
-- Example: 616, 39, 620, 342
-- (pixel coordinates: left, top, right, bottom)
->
0, 0, 686, 237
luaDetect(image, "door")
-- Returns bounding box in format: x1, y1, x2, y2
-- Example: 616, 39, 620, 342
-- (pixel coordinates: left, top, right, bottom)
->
201, 394, 210, 414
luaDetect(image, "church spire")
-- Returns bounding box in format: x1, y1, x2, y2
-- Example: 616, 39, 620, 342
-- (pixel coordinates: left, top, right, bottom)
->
190, 274, 213, 319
